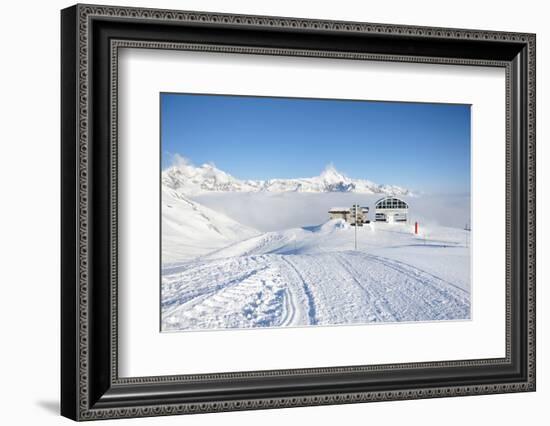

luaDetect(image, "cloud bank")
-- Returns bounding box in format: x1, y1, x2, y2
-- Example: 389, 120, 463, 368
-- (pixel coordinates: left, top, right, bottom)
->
191, 192, 470, 232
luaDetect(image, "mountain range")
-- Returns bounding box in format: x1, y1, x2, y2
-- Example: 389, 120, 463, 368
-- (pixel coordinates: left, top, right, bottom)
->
162, 161, 410, 196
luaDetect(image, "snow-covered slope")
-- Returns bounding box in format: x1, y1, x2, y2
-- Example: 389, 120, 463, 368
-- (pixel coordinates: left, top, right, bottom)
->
162, 221, 471, 331
162, 161, 410, 196
162, 188, 259, 263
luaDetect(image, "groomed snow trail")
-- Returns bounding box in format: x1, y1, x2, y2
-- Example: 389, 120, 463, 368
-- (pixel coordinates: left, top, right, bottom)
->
162, 250, 470, 331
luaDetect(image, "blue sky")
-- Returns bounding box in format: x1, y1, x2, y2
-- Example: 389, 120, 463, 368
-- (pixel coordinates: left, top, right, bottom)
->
161, 93, 471, 194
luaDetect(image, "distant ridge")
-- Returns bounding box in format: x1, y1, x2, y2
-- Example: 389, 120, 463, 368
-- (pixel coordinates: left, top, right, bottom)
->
162, 159, 410, 196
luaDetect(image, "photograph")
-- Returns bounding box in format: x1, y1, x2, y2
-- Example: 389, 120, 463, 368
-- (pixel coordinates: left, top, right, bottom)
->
160, 93, 472, 332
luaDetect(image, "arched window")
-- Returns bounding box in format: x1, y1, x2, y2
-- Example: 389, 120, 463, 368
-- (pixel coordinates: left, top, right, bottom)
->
375, 197, 408, 210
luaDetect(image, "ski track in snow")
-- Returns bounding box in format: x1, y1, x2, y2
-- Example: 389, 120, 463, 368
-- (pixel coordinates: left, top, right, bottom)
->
162, 247, 471, 332
280, 257, 318, 325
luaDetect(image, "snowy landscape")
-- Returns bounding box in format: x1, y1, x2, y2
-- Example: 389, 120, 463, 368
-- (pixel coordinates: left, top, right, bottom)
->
161, 160, 471, 332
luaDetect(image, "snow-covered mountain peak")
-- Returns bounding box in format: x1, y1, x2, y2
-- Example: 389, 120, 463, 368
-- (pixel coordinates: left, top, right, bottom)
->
198, 163, 234, 182
162, 160, 245, 194
319, 164, 348, 183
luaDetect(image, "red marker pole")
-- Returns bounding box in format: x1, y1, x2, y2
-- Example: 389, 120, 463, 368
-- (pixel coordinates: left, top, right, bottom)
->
415, 221, 418, 235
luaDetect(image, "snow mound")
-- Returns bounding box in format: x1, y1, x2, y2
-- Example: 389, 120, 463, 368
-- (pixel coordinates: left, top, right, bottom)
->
205, 219, 354, 260
318, 218, 350, 231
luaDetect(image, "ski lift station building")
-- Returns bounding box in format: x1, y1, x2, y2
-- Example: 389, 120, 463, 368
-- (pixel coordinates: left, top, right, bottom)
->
375, 197, 409, 222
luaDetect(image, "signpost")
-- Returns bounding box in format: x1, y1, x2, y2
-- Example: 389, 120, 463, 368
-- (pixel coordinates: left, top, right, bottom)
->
350, 204, 363, 250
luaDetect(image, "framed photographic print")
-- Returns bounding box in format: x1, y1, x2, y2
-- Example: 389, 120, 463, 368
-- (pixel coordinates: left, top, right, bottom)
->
61, 4, 536, 421
159, 94, 472, 332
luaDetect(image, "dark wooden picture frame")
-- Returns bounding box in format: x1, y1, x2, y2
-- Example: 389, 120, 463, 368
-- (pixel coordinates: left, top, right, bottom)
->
61, 4, 536, 421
